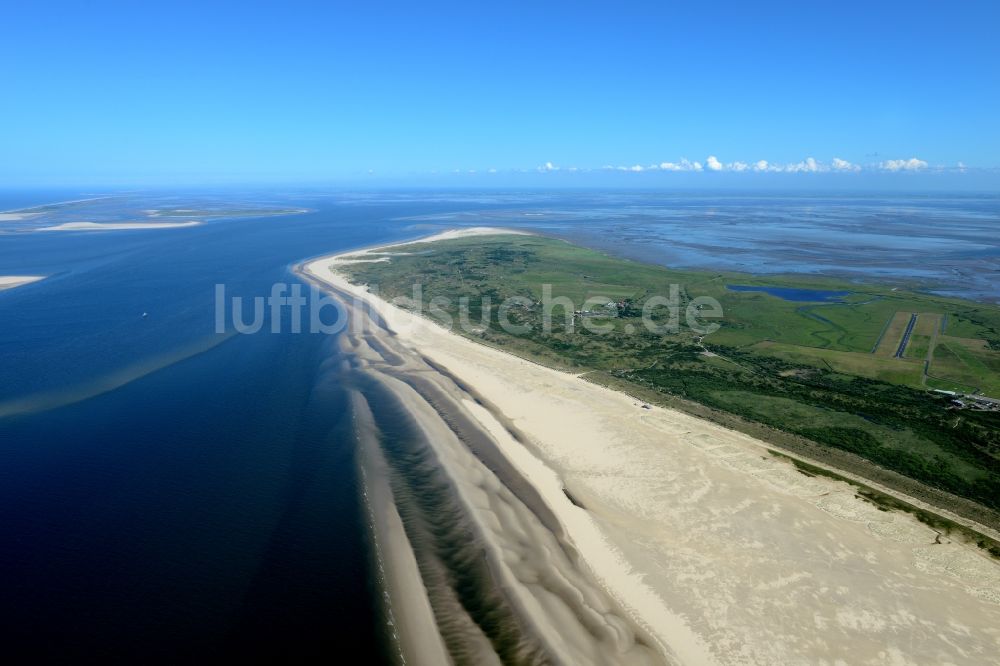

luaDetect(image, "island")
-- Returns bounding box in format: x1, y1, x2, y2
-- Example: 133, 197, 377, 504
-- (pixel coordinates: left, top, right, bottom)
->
298, 228, 1000, 666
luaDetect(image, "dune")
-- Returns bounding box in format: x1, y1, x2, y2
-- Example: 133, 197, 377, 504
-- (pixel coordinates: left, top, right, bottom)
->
300, 228, 1000, 665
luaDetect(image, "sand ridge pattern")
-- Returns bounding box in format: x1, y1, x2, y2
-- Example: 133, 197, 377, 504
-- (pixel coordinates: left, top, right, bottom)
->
304, 260, 669, 665
301, 229, 1000, 665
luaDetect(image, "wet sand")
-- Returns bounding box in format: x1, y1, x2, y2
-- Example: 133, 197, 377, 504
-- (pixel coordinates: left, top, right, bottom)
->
300, 228, 1000, 665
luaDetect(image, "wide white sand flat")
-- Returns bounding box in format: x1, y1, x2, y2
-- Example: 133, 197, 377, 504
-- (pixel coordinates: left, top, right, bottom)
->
0, 275, 45, 290
39, 221, 201, 231
304, 229, 1000, 665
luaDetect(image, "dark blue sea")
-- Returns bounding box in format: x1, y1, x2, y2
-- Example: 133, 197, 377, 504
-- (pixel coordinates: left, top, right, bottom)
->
0, 192, 435, 663
1, 189, 998, 662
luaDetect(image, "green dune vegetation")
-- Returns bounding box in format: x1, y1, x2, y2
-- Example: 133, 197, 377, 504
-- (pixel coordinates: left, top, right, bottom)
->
340, 234, 1000, 516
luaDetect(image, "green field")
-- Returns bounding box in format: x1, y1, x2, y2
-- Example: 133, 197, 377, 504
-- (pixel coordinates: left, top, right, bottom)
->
873, 311, 912, 357
755, 341, 926, 385
931, 336, 1000, 396
340, 234, 1000, 512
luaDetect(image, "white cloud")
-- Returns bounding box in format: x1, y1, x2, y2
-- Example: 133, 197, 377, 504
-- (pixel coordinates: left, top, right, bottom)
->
564, 155, 944, 175
784, 157, 825, 173
879, 158, 927, 172
538, 161, 559, 172
832, 157, 861, 172
656, 158, 703, 172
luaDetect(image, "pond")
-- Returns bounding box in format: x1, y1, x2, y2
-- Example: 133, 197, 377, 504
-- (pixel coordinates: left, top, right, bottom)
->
726, 285, 851, 302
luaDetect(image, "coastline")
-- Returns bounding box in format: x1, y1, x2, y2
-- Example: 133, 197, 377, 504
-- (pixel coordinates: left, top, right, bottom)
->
0, 275, 45, 290
38, 221, 201, 231
300, 228, 1000, 665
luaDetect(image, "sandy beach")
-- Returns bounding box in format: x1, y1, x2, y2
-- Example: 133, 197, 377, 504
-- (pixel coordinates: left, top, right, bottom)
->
38, 221, 201, 231
0, 275, 45, 290
301, 228, 1000, 665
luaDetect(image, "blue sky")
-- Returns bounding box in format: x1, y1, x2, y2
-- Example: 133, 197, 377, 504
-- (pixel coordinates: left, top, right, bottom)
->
3, 0, 999, 187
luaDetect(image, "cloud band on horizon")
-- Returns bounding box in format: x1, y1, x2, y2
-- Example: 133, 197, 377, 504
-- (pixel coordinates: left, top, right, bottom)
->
532, 156, 949, 174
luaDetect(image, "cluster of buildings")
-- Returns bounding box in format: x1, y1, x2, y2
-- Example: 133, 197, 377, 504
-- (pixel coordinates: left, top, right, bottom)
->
934, 389, 1000, 411
574, 299, 631, 318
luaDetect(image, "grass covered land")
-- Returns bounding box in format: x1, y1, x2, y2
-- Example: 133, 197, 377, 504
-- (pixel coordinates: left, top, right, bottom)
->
341, 234, 1000, 514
